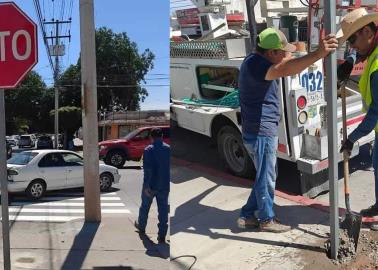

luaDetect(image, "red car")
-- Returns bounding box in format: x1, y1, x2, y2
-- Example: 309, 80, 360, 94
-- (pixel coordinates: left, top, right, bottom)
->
99, 126, 170, 168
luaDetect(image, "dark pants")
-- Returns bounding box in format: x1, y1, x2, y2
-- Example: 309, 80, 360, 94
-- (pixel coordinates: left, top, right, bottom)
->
138, 190, 169, 238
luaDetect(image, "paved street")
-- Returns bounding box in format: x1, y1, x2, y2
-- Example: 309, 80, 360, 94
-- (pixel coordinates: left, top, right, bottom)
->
0, 160, 170, 269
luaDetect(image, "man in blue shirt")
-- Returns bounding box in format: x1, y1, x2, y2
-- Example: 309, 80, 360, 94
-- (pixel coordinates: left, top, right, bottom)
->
135, 128, 170, 243
238, 28, 338, 233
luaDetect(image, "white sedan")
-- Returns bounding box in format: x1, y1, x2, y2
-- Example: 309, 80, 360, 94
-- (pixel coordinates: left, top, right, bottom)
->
7, 150, 121, 200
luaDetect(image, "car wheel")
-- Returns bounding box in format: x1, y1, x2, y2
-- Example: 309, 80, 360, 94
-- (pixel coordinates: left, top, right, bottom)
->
105, 150, 126, 169
26, 180, 46, 200
99, 173, 113, 191
217, 125, 255, 178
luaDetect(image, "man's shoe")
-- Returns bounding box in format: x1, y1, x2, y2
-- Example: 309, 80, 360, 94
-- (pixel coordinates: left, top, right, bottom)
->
360, 204, 378, 217
237, 217, 259, 229
259, 218, 291, 233
157, 236, 166, 244
134, 221, 145, 234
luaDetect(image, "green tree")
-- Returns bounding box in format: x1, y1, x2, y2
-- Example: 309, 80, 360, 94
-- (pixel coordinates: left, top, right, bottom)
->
50, 106, 82, 148
59, 27, 155, 111
5, 71, 53, 134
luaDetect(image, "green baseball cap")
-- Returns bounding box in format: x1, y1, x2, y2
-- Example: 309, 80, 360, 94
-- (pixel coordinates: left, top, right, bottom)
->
258, 28, 296, 52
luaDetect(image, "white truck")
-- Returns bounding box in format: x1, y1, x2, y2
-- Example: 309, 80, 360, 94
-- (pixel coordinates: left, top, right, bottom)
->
170, 38, 374, 198
170, 0, 374, 197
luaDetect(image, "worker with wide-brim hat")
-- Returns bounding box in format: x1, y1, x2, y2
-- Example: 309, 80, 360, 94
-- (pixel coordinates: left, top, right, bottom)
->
338, 8, 378, 224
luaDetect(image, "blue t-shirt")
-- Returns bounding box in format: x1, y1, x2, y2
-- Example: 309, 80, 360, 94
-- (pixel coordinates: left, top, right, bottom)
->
238, 53, 280, 136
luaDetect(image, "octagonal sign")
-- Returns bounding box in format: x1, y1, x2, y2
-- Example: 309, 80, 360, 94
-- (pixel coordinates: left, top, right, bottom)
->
0, 2, 38, 89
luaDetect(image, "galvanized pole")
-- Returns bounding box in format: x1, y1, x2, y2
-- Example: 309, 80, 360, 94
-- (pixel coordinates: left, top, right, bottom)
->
79, 0, 101, 222
0, 90, 11, 270
324, 0, 339, 259
54, 21, 60, 149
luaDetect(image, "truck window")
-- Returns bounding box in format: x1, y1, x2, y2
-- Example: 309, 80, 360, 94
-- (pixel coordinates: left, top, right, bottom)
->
196, 66, 239, 100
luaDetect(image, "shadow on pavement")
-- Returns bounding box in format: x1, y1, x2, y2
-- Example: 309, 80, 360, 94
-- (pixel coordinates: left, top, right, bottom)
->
171, 185, 329, 253
138, 233, 170, 259
61, 222, 100, 270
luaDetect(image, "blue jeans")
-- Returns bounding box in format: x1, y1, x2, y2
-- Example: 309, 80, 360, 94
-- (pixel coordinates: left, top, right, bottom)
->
240, 133, 278, 222
138, 189, 169, 238
371, 133, 378, 205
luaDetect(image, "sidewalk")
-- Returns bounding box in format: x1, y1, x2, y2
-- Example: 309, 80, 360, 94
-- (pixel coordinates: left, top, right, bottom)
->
170, 159, 377, 270
0, 215, 169, 269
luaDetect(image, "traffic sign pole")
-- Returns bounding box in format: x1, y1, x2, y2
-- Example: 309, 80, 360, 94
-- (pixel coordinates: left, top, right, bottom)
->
0, 89, 11, 270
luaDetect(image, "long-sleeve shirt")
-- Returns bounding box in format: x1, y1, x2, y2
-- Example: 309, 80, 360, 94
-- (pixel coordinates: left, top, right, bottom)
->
143, 139, 170, 192
349, 71, 378, 143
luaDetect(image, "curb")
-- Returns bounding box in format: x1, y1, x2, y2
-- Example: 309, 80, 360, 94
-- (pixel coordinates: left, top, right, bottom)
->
171, 157, 378, 223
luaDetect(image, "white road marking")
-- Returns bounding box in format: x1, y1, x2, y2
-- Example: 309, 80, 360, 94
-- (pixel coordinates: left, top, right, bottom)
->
10, 202, 125, 207
8, 208, 130, 214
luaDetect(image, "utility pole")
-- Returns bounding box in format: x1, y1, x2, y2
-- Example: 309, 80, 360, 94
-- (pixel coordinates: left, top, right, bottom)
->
44, 20, 71, 149
80, 0, 101, 222
324, 0, 339, 259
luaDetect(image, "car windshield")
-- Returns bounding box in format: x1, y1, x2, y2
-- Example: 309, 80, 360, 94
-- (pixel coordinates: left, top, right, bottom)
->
8, 152, 38, 165
124, 129, 141, 140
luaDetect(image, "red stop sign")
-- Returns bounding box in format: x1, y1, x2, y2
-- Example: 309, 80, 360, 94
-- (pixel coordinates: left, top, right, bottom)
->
0, 2, 38, 89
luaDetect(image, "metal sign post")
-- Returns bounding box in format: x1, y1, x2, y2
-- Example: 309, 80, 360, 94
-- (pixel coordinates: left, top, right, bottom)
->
324, 0, 339, 259
0, 90, 10, 270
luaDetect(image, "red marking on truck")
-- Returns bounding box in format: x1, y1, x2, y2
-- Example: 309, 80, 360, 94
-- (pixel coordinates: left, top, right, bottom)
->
346, 115, 365, 126
278, 144, 287, 153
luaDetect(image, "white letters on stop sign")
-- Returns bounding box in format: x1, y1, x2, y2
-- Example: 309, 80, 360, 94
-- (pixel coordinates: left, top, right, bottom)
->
0, 30, 32, 62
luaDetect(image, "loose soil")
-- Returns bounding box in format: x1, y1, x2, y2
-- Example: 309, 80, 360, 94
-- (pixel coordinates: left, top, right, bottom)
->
300, 230, 378, 270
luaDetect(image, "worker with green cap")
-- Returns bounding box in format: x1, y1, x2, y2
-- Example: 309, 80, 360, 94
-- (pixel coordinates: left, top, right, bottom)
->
237, 28, 338, 233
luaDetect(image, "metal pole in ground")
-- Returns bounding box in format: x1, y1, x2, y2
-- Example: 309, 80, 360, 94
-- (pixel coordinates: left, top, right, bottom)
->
79, 0, 101, 222
0, 90, 11, 269
324, 0, 339, 259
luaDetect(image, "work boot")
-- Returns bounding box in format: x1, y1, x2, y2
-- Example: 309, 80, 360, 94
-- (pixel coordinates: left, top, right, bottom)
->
360, 204, 378, 217
237, 217, 259, 229
259, 218, 291, 233
134, 221, 145, 234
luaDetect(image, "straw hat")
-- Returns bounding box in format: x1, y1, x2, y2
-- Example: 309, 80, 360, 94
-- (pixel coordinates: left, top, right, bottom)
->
337, 8, 378, 45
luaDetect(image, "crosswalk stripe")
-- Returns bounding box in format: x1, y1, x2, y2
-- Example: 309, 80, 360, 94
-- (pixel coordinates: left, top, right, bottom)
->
8, 215, 78, 222
8, 208, 130, 214
37, 197, 121, 201
45, 192, 118, 197
10, 202, 125, 207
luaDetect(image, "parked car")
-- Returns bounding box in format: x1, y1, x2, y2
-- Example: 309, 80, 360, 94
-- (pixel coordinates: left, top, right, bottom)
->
37, 135, 53, 149
18, 135, 36, 148
99, 126, 170, 168
6, 138, 17, 147
7, 150, 121, 200
6, 141, 12, 159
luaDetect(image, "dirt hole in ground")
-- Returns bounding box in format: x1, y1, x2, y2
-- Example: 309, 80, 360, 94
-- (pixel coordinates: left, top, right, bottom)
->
301, 229, 378, 270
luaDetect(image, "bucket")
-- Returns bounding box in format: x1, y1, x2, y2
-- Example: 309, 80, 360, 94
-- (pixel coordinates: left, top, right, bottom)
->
280, 15, 298, 42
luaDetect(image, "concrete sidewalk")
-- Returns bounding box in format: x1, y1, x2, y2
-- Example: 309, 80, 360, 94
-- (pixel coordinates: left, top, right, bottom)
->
170, 160, 376, 270
0, 215, 169, 270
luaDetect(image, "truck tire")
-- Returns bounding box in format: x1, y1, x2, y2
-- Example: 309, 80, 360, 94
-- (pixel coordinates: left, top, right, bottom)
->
105, 150, 126, 169
217, 126, 255, 178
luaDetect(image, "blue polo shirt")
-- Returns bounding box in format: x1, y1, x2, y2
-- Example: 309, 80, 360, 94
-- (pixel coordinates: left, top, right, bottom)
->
239, 53, 280, 136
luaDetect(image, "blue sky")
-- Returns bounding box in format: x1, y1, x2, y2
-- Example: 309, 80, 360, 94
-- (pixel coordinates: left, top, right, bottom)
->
3, 0, 169, 110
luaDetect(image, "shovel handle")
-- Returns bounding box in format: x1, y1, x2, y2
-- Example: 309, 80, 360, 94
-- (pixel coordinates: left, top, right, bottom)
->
341, 83, 352, 212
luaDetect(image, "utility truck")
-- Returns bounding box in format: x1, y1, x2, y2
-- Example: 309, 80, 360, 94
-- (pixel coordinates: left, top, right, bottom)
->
170, 0, 377, 197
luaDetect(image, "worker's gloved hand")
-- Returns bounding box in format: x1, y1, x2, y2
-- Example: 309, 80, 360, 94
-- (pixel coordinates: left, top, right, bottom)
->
340, 139, 354, 156
337, 60, 354, 83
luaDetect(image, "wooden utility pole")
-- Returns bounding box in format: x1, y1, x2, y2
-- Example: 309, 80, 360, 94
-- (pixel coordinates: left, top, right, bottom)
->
79, 0, 101, 222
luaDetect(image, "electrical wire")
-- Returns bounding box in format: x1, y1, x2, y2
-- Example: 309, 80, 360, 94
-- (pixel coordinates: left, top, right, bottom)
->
171, 255, 197, 270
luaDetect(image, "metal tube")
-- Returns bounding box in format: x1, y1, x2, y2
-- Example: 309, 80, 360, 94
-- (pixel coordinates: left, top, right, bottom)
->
245, 0, 258, 51
0, 90, 11, 269
324, 0, 339, 259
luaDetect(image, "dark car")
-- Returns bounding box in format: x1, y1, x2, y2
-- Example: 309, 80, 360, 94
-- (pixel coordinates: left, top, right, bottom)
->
6, 141, 12, 159
37, 135, 53, 149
